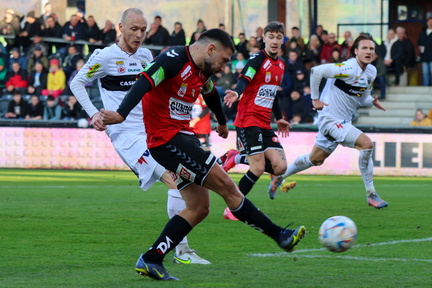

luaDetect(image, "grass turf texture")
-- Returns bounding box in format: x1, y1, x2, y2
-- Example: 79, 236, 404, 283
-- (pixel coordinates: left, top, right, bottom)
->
0, 169, 431, 288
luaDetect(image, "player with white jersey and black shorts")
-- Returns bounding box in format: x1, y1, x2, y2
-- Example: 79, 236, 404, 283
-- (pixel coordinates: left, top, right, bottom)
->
267, 33, 388, 209
101, 28, 306, 281
70, 8, 210, 265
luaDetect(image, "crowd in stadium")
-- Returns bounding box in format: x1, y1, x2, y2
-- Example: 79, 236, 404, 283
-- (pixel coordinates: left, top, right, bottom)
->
1, 3, 432, 126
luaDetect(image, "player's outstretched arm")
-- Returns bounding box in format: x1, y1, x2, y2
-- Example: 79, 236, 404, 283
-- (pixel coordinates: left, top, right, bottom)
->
276, 118, 291, 138
372, 96, 386, 111
223, 90, 239, 108
215, 124, 229, 139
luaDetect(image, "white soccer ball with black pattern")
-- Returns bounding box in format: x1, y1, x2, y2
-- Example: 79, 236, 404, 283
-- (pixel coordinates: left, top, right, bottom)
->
318, 215, 358, 253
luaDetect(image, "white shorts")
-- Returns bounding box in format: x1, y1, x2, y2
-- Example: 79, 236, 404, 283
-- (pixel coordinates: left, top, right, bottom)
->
315, 116, 362, 154
110, 131, 166, 191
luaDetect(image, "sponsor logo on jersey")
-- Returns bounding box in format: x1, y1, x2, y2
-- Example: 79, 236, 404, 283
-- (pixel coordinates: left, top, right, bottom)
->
176, 164, 196, 182
279, 63, 284, 70
116, 61, 125, 73
86, 63, 101, 78
178, 83, 188, 97
245, 67, 256, 79
334, 73, 349, 78
151, 67, 165, 86
119, 80, 137, 86
255, 85, 278, 109
265, 72, 271, 83
272, 136, 280, 143
169, 97, 193, 120
181, 65, 192, 80
128, 68, 142, 73
129, 62, 137, 66
140, 60, 147, 69
167, 49, 180, 57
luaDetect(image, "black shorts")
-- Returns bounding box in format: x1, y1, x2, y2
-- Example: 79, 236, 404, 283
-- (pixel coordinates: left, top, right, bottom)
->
235, 126, 283, 156
149, 133, 217, 190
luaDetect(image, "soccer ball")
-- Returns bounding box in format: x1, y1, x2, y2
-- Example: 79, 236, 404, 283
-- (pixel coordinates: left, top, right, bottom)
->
318, 215, 357, 253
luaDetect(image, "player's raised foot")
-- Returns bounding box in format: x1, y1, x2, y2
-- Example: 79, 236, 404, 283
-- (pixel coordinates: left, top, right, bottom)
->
222, 149, 239, 172
217, 150, 230, 165
281, 181, 297, 193
223, 207, 239, 221
268, 175, 284, 199
135, 254, 179, 281
173, 249, 211, 265
367, 192, 388, 209
278, 225, 306, 252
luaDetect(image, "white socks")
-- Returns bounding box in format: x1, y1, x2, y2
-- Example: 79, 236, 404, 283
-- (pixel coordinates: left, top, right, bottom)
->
358, 149, 375, 195
280, 153, 314, 179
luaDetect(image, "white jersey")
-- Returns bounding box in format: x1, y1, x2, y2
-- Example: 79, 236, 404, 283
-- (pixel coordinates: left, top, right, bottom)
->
310, 58, 376, 121
71, 44, 153, 136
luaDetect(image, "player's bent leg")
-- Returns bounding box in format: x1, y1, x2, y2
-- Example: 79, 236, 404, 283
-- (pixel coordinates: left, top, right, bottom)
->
177, 184, 211, 227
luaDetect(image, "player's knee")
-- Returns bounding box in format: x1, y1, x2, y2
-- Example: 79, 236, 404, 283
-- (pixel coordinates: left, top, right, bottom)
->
273, 163, 287, 176
311, 158, 325, 166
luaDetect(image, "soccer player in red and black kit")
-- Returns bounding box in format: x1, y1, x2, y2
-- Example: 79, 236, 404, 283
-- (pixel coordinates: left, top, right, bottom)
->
101, 28, 305, 281
223, 22, 295, 208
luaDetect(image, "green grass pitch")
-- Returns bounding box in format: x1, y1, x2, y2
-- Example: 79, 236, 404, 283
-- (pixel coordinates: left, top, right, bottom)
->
0, 169, 431, 287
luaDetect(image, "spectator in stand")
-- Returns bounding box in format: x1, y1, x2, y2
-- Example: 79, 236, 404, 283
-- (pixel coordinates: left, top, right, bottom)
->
98, 20, 116, 45
246, 36, 259, 55
399, 28, 417, 85
63, 59, 92, 95
330, 47, 343, 63
9, 47, 27, 71
302, 34, 321, 70
42, 16, 63, 54
26, 35, 50, 58
385, 27, 415, 86
39, 2, 58, 29
340, 36, 354, 60
418, 17, 432, 86
340, 31, 352, 51
145, 15, 169, 46
214, 64, 237, 122
4, 90, 28, 119
27, 61, 47, 96
255, 26, 265, 49
286, 39, 302, 59
410, 109, 432, 126
315, 24, 324, 44
231, 52, 247, 73
189, 19, 206, 45
25, 94, 44, 120
292, 69, 309, 93
167, 21, 186, 46
42, 58, 65, 99
82, 15, 101, 53
372, 52, 387, 100
287, 26, 305, 51
60, 15, 83, 55
236, 32, 249, 59
43, 95, 61, 120
286, 49, 305, 82
320, 32, 341, 63
61, 95, 85, 120
1, 9, 24, 49
62, 45, 83, 78
285, 89, 313, 125
27, 45, 49, 73
74, 11, 88, 31
16, 11, 42, 54
377, 28, 397, 61
276, 65, 293, 120
5, 62, 28, 94
0, 57, 7, 96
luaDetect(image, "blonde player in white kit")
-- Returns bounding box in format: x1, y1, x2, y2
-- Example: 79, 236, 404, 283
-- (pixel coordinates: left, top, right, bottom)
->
268, 33, 388, 209
70, 8, 209, 264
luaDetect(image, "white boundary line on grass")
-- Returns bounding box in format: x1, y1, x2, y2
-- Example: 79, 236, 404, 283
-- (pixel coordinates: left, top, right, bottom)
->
250, 237, 432, 262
